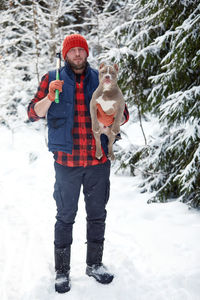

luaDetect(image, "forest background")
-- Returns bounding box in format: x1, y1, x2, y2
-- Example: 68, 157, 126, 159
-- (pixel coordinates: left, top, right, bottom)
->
0, 0, 200, 208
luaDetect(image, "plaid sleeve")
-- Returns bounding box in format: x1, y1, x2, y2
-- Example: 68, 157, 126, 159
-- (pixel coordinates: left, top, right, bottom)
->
121, 104, 129, 125
27, 73, 49, 122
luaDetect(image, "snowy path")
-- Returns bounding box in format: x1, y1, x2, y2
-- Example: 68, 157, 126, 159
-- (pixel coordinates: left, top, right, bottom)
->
0, 127, 200, 300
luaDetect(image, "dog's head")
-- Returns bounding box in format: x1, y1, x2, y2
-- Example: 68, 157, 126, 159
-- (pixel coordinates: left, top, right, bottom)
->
98, 63, 119, 90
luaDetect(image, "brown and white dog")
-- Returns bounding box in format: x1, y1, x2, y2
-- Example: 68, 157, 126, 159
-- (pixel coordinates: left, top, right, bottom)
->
90, 63, 125, 160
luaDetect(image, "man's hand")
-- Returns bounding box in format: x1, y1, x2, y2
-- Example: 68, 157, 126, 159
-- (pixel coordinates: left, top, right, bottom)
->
34, 80, 64, 117
47, 80, 64, 102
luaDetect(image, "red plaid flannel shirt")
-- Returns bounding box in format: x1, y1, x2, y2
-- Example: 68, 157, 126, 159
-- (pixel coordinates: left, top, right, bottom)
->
28, 72, 129, 167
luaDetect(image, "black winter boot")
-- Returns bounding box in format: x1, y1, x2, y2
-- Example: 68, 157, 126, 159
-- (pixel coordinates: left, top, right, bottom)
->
55, 246, 71, 293
86, 242, 114, 284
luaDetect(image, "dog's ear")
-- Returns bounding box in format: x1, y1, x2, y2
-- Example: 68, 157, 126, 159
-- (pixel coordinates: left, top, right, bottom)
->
99, 62, 105, 70
113, 64, 119, 72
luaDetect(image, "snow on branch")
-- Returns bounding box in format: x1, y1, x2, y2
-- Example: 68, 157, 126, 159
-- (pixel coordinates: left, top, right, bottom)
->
160, 86, 200, 124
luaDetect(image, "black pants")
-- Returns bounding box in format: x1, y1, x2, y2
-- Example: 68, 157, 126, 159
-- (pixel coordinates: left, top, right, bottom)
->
53, 160, 111, 248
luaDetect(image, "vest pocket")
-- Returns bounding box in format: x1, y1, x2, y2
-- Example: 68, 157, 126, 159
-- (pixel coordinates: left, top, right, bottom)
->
48, 118, 70, 145
48, 118, 66, 129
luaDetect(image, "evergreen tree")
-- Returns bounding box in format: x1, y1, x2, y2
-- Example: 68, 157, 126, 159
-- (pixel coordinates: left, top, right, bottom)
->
145, 2, 200, 208
114, 0, 200, 208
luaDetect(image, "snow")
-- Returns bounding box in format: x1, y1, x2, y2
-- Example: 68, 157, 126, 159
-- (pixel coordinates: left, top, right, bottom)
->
1, 124, 200, 300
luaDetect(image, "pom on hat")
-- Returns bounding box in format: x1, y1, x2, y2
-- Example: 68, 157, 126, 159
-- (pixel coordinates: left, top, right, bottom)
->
62, 34, 89, 60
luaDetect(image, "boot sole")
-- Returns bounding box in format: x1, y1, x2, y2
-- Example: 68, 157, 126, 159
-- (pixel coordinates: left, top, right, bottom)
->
55, 283, 71, 293
86, 269, 114, 284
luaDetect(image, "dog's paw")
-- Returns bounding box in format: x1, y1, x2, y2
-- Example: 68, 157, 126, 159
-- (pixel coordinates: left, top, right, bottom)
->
95, 150, 103, 160
108, 152, 115, 161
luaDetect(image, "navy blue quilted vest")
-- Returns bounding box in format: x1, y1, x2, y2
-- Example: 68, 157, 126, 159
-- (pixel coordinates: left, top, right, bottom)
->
47, 62, 108, 155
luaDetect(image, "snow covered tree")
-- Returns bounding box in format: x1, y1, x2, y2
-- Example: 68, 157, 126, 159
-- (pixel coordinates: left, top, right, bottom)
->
145, 2, 200, 208
0, 0, 36, 129
0, 0, 79, 128
114, 0, 200, 209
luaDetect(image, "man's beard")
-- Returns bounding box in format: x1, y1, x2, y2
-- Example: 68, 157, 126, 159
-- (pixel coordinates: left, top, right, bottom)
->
66, 57, 87, 71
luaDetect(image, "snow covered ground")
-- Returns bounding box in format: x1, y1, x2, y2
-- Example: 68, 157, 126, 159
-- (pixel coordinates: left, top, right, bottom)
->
0, 123, 200, 300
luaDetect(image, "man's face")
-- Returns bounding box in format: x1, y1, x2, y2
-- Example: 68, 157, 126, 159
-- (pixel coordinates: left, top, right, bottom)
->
66, 47, 87, 72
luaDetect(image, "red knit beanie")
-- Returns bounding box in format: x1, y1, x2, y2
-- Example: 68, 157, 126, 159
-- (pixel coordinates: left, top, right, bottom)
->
62, 34, 89, 60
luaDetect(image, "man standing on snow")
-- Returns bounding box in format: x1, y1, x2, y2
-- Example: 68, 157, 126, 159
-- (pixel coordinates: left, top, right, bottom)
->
27, 34, 129, 293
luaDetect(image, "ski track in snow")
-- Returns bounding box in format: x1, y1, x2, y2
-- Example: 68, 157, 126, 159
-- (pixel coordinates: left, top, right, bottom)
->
0, 126, 200, 300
